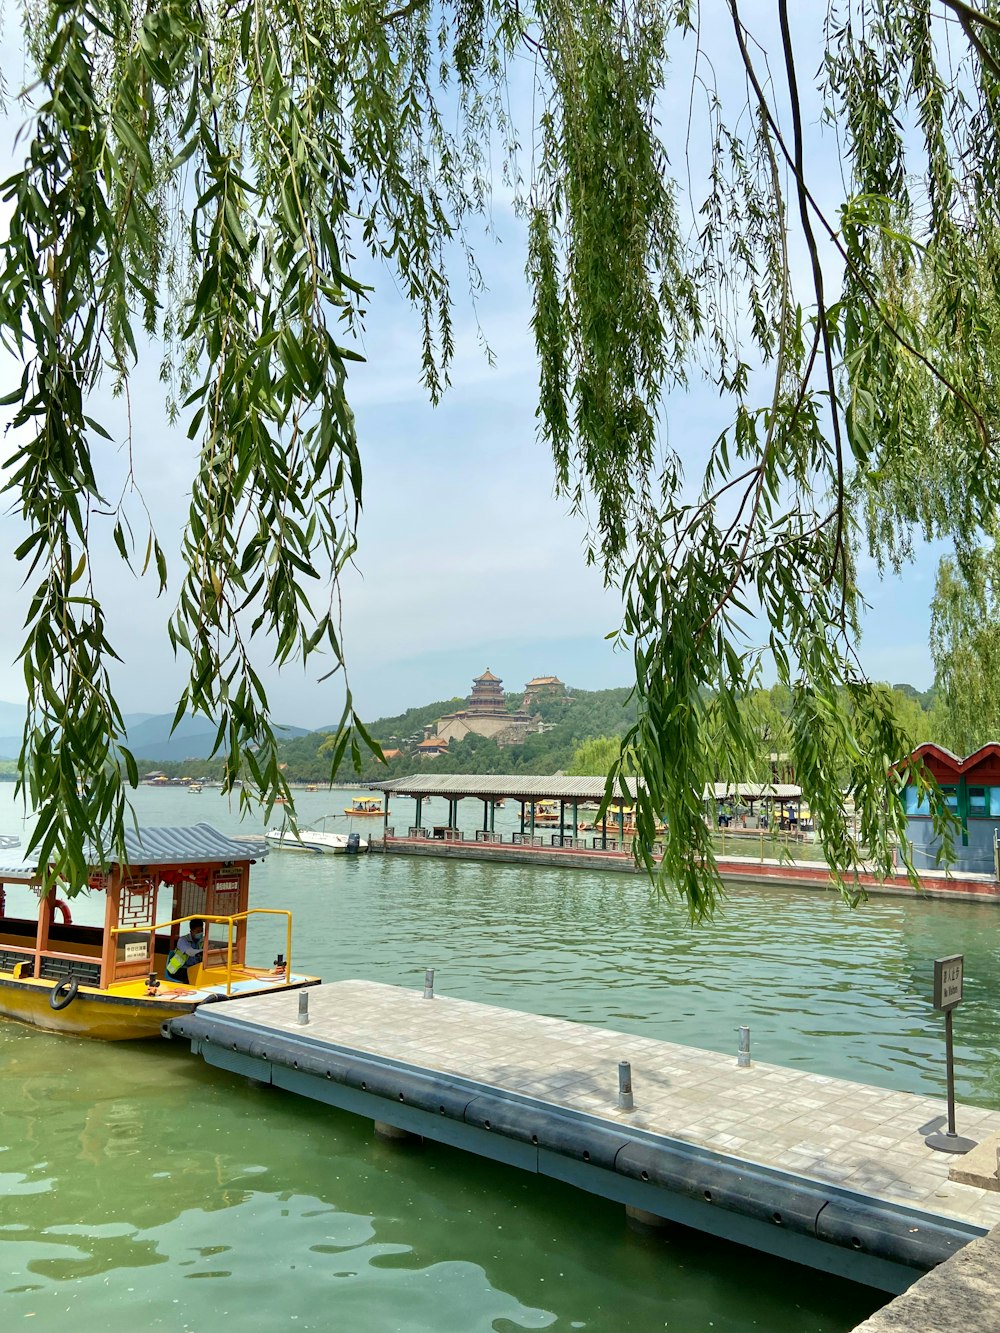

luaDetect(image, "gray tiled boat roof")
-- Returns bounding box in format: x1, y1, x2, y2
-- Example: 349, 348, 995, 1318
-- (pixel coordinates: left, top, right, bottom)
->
0, 824, 258, 883
108, 823, 259, 866
0, 863, 38, 882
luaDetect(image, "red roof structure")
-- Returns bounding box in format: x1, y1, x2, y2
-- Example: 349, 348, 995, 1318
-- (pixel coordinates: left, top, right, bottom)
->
904, 742, 1000, 785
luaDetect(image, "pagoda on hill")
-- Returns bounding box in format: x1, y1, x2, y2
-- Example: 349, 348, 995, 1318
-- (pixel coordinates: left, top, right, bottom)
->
423, 668, 535, 747
466, 669, 506, 715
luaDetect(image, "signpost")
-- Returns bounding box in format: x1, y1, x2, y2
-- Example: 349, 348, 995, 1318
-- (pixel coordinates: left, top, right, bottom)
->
925, 955, 977, 1154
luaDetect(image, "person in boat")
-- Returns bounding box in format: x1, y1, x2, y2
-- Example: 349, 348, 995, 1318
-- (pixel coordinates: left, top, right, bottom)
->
165, 919, 206, 985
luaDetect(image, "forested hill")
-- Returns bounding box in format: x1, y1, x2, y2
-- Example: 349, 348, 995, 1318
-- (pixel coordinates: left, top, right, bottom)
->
145, 686, 638, 782
134, 679, 938, 784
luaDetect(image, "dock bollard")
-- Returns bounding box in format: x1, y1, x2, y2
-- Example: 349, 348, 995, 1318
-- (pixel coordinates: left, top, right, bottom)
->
737, 1025, 751, 1068
423, 968, 435, 1000
618, 1060, 634, 1111
297, 991, 310, 1026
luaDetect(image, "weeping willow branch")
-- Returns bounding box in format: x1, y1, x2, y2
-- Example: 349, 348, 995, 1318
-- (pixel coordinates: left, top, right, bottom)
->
1, 0, 999, 911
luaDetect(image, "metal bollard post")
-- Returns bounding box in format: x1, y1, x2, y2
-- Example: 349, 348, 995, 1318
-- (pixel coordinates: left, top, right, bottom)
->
423, 968, 435, 1000
618, 1060, 634, 1111
297, 991, 310, 1025
737, 1025, 751, 1068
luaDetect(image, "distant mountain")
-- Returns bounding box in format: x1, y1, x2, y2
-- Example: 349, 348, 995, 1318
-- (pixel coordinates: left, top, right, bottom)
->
0, 700, 26, 760
125, 713, 310, 762
0, 701, 310, 763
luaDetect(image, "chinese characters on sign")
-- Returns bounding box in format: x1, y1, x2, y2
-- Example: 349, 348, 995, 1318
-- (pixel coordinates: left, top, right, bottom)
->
933, 955, 964, 1011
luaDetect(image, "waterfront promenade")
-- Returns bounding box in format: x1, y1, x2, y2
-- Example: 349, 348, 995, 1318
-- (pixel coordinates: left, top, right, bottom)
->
370, 828, 1000, 903
359, 773, 1000, 903
169, 979, 1000, 1296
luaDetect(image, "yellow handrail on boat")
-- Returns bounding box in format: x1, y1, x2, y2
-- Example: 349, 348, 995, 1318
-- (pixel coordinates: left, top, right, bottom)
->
110, 909, 293, 997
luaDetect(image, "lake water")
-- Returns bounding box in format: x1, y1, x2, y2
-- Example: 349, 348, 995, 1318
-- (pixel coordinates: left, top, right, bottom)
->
3, 784, 999, 1331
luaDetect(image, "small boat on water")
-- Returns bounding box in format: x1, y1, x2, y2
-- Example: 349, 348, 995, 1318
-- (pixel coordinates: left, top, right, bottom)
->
188, 783, 202, 794
344, 797, 386, 818
525, 800, 562, 825
0, 823, 318, 1040
265, 827, 368, 855
587, 803, 665, 835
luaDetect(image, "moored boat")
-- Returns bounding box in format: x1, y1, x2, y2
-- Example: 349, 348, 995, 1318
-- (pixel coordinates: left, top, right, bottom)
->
265, 827, 368, 855
0, 823, 318, 1040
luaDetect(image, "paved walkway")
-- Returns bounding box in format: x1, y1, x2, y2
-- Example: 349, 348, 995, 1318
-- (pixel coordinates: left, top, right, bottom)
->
219, 980, 1000, 1230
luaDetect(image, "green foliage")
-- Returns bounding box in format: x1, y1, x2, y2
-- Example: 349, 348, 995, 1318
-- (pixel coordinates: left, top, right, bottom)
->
930, 542, 1000, 754
567, 735, 623, 777
0, 0, 522, 887
1, 1, 995, 909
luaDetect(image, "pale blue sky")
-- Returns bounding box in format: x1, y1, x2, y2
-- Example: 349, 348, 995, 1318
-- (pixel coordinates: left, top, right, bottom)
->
0, 10, 943, 728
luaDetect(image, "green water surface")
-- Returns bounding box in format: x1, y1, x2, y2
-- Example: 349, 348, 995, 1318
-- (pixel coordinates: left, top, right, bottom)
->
4, 785, 998, 1332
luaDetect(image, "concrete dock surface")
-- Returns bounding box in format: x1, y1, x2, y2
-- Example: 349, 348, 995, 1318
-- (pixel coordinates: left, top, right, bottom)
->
190, 980, 1000, 1231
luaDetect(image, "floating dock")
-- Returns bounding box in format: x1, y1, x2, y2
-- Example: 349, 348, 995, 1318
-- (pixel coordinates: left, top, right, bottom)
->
167, 980, 1000, 1294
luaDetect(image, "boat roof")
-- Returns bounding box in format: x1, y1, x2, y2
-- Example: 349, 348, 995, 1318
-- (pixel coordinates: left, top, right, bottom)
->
0, 823, 260, 885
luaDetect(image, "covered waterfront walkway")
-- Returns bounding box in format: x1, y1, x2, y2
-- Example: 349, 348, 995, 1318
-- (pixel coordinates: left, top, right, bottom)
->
366, 773, 804, 851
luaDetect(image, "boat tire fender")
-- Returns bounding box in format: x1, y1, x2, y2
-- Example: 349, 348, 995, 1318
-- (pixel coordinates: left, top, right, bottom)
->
49, 977, 80, 1010
53, 898, 73, 925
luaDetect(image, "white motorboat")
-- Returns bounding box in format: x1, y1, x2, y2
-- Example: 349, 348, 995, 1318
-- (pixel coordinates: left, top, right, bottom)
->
264, 827, 368, 855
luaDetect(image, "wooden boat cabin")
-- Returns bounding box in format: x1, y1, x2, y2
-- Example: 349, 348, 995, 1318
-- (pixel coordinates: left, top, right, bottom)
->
0, 822, 317, 1040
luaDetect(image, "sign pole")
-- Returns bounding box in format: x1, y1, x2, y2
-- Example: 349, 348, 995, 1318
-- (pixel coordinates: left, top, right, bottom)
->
925, 954, 977, 1154
943, 1007, 957, 1137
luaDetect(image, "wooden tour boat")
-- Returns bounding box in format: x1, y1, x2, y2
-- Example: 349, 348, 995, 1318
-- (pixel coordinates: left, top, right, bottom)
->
0, 823, 318, 1040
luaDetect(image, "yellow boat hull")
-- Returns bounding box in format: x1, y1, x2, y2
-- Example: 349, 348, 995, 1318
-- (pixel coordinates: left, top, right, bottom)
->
0, 970, 319, 1040
0, 974, 200, 1040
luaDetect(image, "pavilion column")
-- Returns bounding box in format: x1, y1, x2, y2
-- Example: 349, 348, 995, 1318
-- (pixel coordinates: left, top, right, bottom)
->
35, 889, 55, 979
482, 799, 489, 832
519, 803, 525, 835
236, 863, 250, 965
100, 867, 121, 989
416, 796, 422, 830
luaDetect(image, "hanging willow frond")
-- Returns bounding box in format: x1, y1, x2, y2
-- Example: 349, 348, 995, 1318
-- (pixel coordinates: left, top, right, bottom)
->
2, 0, 999, 907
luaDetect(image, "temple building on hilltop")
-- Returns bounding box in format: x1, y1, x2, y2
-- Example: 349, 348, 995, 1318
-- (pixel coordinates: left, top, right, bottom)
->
424, 669, 537, 748
521, 675, 566, 709
466, 669, 507, 715
415, 736, 449, 758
